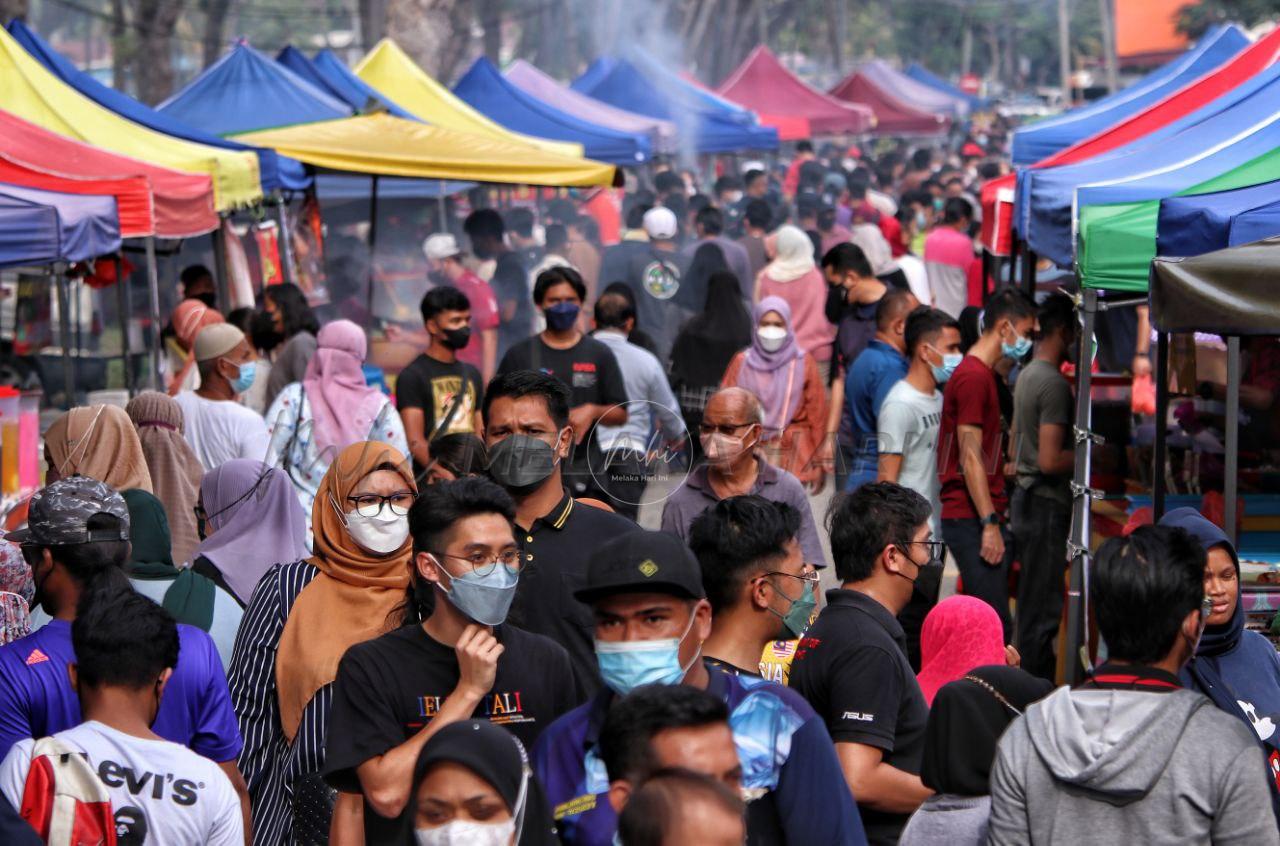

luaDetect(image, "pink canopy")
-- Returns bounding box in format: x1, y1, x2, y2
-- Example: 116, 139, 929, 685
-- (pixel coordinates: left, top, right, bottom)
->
717, 46, 874, 135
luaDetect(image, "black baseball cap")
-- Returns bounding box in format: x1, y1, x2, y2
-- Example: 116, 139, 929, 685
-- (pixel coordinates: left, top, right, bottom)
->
575, 529, 705, 605
7, 476, 130, 546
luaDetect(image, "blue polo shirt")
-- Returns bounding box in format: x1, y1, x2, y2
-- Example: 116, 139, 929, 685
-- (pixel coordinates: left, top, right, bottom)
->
844, 340, 908, 491
533, 661, 867, 846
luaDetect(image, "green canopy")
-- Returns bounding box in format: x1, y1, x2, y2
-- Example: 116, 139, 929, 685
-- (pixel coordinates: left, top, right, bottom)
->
1078, 147, 1280, 292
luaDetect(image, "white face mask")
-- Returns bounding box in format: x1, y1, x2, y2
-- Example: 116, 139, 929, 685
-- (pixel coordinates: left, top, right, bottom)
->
724, 190, 744, 204
414, 819, 515, 846
332, 497, 409, 555
757, 325, 788, 353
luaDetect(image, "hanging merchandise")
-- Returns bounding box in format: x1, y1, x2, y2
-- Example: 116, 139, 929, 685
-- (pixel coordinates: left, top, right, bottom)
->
254, 221, 284, 288
222, 219, 255, 309
291, 191, 329, 303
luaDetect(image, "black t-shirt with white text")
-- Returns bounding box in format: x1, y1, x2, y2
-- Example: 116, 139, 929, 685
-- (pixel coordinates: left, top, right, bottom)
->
323, 622, 583, 842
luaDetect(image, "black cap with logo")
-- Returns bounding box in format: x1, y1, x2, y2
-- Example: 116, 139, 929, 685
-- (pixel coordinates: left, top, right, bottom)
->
574, 529, 705, 605
7, 476, 130, 546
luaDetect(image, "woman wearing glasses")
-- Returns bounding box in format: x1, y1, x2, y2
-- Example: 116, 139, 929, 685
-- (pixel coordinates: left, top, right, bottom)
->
322, 476, 582, 844
227, 441, 419, 845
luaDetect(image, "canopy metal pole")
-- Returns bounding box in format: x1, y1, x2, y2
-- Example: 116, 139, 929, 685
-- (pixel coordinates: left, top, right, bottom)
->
437, 182, 448, 233
1022, 246, 1037, 299
1224, 336, 1241, 546
274, 195, 296, 287
145, 237, 163, 391
115, 254, 135, 397
366, 175, 380, 318
1153, 331, 1170, 519
212, 216, 231, 311
1065, 288, 1098, 685
55, 268, 75, 409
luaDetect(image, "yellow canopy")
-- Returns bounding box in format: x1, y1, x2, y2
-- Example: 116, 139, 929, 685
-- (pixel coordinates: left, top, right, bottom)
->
234, 113, 615, 186
0, 27, 260, 210
355, 40, 584, 159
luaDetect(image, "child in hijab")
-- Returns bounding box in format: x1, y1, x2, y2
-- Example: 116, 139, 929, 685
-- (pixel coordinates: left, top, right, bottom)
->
1160, 507, 1280, 822
400, 719, 558, 846
900, 666, 1052, 846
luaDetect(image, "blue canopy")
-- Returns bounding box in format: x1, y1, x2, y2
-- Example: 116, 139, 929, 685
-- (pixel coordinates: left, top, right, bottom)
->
0, 182, 120, 263
0, 192, 60, 268
453, 57, 650, 164
1022, 57, 1280, 265
1010, 25, 1249, 166
277, 46, 416, 119
5, 20, 310, 193
1157, 181, 1280, 258
159, 43, 351, 137
904, 63, 988, 109
572, 56, 778, 153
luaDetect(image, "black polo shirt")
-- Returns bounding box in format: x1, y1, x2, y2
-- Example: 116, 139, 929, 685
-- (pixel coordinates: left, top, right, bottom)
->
510, 490, 640, 695
788, 588, 928, 845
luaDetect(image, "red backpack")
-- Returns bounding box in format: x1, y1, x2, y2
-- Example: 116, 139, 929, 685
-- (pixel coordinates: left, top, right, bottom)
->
18, 737, 116, 846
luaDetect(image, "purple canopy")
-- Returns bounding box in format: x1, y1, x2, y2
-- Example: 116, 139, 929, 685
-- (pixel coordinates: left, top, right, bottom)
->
505, 59, 678, 154
854, 60, 969, 117
0, 182, 120, 263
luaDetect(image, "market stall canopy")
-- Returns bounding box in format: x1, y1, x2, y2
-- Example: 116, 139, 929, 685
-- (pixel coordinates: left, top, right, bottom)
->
504, 59, 678, 154
315, 174, 475, 200
453, 57, 651, 164
716, 46, 875, 135
278, 47, 415, 119
6, 20, 305, 194
1010, 24, 1250, 165
905, 63, 989, 109
0, 109, 216, 238
828, 64, 948, 135
1157, 180, 1280, 258
0, 157, 150, 238
0, 192, 60, 268
1022, 57, 1280, 266
571, 56, 779, 153
1150, 236, 1280, 336
354, 39, 583, 157
233, 113, 615, 186
832, 60, 967, 120
159, 43, 352, 136
0, 182, 120, 262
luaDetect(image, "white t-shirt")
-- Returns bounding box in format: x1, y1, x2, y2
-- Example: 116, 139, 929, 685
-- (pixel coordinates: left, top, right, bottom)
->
878, 379, 943, 535
0, 721, 242, 846
173, 391, 271, 472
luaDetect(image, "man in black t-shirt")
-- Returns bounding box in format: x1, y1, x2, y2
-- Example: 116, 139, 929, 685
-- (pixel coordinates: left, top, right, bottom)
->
497, 266, 628, 500
395, 286, 485, 479
788, 482, 936, 845
323, 477, 582, 843
465, 208, 533, 358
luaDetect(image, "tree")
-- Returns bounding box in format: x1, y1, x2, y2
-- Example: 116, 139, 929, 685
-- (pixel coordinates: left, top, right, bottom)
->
1178, 0, 1280, 37
0, 0, 28, 24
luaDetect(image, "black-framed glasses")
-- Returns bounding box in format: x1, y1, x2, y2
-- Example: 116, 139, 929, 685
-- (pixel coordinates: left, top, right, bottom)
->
347, 490, 417, 518
898, 540, 947, 563
698, 421, 756, 437
762, 568, 820, 585
433, 549, 521, 577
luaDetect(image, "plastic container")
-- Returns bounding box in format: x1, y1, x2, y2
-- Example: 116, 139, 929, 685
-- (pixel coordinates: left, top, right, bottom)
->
0, 388, 19, 495
17, 392, 39, 491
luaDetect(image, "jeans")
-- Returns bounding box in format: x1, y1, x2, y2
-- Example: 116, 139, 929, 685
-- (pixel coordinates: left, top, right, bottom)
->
1010, 485, 1071, 682
942, 516, 1013, 640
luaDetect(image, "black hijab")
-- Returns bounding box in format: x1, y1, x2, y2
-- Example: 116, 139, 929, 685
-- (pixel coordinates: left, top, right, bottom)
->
399, 720, 559, 845
920, 665, 1053, 796
669, 270, 753, 393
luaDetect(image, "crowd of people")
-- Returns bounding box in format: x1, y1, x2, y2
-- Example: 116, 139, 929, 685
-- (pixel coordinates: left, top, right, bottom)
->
0, 136, 1273, 846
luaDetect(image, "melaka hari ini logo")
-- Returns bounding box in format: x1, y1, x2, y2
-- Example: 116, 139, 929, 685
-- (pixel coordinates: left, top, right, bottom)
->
585, 399, 693, 510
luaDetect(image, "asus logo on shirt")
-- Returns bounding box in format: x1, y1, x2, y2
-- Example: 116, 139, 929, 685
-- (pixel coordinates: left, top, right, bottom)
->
841, 711, 875, 722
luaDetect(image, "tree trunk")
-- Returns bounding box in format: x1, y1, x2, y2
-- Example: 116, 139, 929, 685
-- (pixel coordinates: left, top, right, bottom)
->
359, 0, 388, 52
0, 0, 28, 24
202, 0, 234, 68
479, 0, 500, 63
132, 0, 184, 104
110, 0, 131, 94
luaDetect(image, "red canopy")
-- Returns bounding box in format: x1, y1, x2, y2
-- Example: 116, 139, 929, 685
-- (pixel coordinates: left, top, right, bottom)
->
717, 46, 874, 135
829, 67, 949, 136
983, 26, 1280, 254
0, 109, 217, 238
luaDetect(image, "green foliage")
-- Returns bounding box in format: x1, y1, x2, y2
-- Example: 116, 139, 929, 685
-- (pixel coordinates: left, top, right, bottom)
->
1178, 0, 1280, 37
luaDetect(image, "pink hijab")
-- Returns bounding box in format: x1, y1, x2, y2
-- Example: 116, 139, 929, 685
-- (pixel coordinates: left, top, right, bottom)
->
916, 595, 1008, 706
303, 320, 386, 455
734, 296, 806, 435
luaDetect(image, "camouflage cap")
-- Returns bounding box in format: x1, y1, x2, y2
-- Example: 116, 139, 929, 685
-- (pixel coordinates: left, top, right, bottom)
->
7, 476, 130, 546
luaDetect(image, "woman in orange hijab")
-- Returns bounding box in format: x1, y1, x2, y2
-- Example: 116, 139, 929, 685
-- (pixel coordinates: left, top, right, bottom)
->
227, 441, 416, 845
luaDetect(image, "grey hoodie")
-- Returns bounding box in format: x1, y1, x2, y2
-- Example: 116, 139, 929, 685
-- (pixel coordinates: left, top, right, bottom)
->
988, 685, 1279, 845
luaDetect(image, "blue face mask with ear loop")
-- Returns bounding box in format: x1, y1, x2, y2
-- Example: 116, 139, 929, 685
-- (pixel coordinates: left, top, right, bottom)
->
1000, 324, 1033, 361
223, 358, 257, 394
926, 344, 963, 385
595, 609, 700, 696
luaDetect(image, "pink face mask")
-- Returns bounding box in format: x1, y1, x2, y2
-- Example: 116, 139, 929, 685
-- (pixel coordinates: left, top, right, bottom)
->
701, 431, 748, 465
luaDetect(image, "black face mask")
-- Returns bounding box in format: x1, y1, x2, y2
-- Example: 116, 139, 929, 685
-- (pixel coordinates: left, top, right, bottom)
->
824, 283, 848, 325
440, 326, 472, 350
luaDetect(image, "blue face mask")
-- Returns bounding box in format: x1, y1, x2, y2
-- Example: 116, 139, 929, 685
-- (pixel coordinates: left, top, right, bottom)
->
225, 359, 257, 394
544, 301, 581, 332
436, 558, 520, 626
929, 349, 963, 385
595, 611, 699, 696
1001, 328, 1032, 361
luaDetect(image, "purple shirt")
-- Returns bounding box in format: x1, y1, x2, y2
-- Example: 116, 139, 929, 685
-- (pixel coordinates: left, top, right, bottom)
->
0, 620, 241, 762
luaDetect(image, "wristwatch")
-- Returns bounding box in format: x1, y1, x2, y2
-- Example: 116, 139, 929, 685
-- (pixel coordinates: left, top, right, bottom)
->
980, 513, 1001, 527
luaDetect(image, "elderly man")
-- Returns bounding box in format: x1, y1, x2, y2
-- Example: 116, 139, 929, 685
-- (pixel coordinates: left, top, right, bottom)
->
661, 387, 825, 568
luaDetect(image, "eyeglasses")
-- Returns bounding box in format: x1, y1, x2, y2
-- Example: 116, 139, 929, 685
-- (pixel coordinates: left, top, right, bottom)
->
347, 491, 417, 518
433, 549, 522, 577
763, 568, 819, 585
698, 421, 755, 437
897, 540, 947, 562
